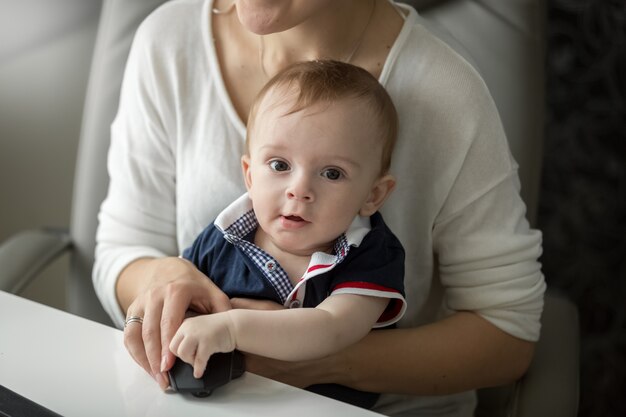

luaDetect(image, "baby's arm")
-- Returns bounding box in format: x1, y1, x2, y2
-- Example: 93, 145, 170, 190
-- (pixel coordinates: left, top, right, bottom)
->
169, 294, 388, 378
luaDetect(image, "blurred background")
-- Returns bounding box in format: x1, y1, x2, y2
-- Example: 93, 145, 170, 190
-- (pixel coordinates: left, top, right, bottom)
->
538, 1, 625, 416
0, 0, 623, 416
0, 0, 101, 307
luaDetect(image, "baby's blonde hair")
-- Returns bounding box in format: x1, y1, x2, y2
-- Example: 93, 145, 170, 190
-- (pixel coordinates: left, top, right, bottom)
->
246, 60, 398, 174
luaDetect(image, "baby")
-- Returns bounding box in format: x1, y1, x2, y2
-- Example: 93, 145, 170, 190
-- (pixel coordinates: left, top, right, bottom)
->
171, 60, 406, 407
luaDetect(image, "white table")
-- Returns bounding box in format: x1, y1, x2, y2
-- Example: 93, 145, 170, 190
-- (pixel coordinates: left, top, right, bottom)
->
0, 291, 382, 417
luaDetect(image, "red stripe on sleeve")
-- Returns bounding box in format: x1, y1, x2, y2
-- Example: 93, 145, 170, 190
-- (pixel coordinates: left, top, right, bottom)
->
332, 281, 404, 325
333, 281, 401, 295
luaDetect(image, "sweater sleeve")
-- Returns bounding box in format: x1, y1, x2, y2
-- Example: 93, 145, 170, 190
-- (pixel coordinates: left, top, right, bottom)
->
432, 83, 546, 341
93, 13, 178, 328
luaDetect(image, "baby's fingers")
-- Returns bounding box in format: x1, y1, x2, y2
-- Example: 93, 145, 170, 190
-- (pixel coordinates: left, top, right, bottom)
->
169, 331, 183, 355
169, 333, 207, 379
193, 351, 210, 379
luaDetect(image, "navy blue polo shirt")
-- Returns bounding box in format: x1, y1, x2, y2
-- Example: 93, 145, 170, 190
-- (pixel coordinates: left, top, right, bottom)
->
182, 193, 406, 326
182, 194, 406, 408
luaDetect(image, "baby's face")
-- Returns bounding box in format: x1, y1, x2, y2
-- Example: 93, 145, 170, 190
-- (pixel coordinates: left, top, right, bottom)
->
242, 89, 388, 256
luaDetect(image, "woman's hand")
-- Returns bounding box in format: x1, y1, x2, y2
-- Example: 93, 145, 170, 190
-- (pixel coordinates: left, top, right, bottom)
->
120, 257, 231, 389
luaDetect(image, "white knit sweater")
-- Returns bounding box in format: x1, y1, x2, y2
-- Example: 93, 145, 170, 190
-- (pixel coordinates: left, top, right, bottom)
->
94, 1, 546, 415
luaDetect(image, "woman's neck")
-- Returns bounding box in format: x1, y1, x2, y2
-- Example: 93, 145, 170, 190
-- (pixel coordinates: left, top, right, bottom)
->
260, 0, 376, 77
210, 0, 402, 122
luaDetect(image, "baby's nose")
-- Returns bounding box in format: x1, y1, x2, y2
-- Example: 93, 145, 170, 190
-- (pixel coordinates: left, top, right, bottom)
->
286, 176, 314, 202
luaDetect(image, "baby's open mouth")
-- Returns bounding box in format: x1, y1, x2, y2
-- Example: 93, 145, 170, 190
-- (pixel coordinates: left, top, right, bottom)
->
284, 215, 304, 222
280, 215, 309, 229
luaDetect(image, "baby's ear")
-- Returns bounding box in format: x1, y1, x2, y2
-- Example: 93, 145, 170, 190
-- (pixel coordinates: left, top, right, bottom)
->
359, 174, 396, 217
241, 155, 253, 191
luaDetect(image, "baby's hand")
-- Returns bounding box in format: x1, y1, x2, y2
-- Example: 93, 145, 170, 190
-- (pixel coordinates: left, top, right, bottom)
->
169, 312, 237, 378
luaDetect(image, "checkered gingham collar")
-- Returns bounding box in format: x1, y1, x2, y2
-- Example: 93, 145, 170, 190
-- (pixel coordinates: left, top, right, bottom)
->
214, 193, 371, 304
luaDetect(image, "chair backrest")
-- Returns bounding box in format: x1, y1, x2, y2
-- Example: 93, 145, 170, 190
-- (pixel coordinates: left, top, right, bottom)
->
68, 0, 170, 325
69, 0, 545, 330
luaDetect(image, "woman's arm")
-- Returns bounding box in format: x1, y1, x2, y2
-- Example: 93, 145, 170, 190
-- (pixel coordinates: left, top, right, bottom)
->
244, 182, 542, 394
170, 294, 388, 379
246, 311, 534, 395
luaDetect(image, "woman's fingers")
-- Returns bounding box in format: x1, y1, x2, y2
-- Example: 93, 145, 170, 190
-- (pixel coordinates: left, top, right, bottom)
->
160, 286, 191, 373
129, 289, 169, 389
123, 314, 151, 376
141, 293, 171, 389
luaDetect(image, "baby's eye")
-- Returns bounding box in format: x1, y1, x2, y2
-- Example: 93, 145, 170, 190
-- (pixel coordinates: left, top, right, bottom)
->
269, 160, 290, 172
321, 168, 343, 181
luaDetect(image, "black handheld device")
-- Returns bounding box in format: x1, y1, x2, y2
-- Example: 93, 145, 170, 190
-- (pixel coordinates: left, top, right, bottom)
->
168, 351, 245, 397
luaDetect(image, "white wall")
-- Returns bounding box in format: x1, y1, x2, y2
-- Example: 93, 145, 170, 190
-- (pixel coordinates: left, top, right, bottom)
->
0, 0, 102, 309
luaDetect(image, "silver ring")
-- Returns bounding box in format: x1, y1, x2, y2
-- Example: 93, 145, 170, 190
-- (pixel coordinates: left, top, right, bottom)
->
124, 315, 144, 328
